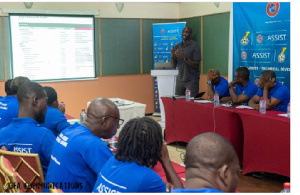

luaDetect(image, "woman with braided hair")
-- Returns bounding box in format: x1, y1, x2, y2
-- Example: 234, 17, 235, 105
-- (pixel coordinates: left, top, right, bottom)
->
93, 117, 183, 193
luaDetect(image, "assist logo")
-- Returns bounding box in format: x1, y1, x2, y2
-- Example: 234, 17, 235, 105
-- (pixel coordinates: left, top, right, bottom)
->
257, 34, 263, 43
278, 47, 286, 63
255, 78, 260, 86
266, 2, 280, 17
161, 29, 165, 34
241, 51, 247, 60
241, 31, 250, 46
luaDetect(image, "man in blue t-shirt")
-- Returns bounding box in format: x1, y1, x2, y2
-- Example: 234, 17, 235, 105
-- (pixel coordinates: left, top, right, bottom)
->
45, 97, 121, 192
221, 67, 258, 105
172, 132, 240, 193
39, 86, 70, 136
249, 70, 290, 112
93, 117, 183, 193
206, 69, 230, 100
0, 76, 30, 129
0, 81, 55, 176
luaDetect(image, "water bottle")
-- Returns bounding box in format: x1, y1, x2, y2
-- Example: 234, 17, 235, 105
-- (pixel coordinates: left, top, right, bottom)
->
60, 101, 65, 114
259, 97, 266, 114
108, 135, 117, 149
287, 102, 290, 118
214, 92, 219, 107
185, 87, 191, 102
280, 182, 290, 193
80, 109, 87, 123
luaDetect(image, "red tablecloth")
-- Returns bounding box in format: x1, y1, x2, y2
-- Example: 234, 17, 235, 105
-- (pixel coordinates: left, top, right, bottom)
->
162, 97, 243, 163
236, 109, 290, 177
153, 161, 186, 185
65, 114, 74, 120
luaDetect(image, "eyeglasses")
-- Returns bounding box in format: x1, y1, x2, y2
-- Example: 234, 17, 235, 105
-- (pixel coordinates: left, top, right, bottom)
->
104, 115, 124, 126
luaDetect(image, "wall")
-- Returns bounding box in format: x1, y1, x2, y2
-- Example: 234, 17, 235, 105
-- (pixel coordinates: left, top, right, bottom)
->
0, 74, 154, 119
179, 2, 231, 18
0, 2, 179, 19
0, 2, 233, 118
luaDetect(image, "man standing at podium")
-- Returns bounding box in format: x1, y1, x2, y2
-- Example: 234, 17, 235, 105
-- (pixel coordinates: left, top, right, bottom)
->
171, 26, 201, 97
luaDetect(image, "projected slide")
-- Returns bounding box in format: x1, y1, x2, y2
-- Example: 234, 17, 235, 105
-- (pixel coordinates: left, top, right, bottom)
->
10, 15, 95, 81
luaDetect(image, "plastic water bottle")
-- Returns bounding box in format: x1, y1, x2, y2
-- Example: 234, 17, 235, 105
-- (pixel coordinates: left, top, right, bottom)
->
60, 101, 65, 114
214, 92, 219, 107
280, 182, 290, 193
80, 109, 87, 123
287, 102, 290, 118
108, 135, 117, 149
185, 87, 191, 102
259, 97, 266, 114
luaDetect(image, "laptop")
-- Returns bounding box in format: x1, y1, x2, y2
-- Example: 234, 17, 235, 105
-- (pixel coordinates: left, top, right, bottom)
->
154, 62, 174, 70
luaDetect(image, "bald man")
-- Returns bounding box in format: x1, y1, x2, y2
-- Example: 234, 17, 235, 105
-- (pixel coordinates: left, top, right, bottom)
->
171, 26, 201, 97
206, 69, 230, 101
44, 97, 122, 192
172, 132, 239, 193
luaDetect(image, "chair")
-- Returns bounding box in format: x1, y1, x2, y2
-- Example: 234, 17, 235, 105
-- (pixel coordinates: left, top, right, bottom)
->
0, 150, 45, 193
0, 156, 25, 193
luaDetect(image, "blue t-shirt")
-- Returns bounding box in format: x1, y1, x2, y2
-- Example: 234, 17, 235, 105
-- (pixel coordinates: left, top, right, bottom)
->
93, 157, 166, 193
39, 106, 70, 136
234, 80, 258, 105
45, 123, 113, 193
213, 77, 230, 97
0, 95, 19, 129
172, 188, 223, 193
256, 81, 290, 112
0, 118, 55, 176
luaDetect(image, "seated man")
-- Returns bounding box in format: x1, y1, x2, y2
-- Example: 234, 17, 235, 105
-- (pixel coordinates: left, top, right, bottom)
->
39, 86, 70, 136
172, 132, 239, 193
248, 70, 290, 112
5, 79, 13, 96
221, 67, 258, 105
93, 117, 183, 193
45, 97, 120, 192
0, 76, 30, 128
206, 69, 230, 100
0, 81, 56, 176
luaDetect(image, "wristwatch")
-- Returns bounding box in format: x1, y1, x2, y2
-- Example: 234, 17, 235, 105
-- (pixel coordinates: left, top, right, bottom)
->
184, 57, 188, 61
207, 80, 212, 84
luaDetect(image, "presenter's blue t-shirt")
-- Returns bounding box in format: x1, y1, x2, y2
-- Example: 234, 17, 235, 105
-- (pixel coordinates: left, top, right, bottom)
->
39, 106, 70, 136
0, 95, 19, 129
93, 157, 166, 193
213, 77, 230, 97
45, 123, 113, 193
234, 81, 258, 105
0, 118, 56, 176
256, 81, 290, 112
172, 188, 223, 193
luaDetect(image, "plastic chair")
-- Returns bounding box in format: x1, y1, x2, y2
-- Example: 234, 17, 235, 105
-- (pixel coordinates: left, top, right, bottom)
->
0, 150, 45, 193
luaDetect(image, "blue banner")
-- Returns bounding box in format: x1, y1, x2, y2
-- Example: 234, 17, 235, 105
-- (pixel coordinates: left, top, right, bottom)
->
233, 2, 290, 89
152, 22, 186, 113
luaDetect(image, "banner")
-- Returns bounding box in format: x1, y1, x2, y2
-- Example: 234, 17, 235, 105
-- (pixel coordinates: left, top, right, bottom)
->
233, 2, 290, 89
152, 22, 186, 113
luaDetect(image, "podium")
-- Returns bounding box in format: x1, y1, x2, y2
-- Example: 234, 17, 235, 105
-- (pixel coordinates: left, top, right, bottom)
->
151, 70, 178, 127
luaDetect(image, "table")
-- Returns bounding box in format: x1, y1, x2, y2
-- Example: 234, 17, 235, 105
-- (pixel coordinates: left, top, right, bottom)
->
162, 97, 244, 163
236, 109, 290, 177
109, 98, 146, 136
162, 97, 290, 177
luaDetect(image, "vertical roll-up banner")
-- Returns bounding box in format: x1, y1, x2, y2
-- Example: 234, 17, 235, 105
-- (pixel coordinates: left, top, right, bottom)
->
152, 22, 186, 114
233, 2, 290, 89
